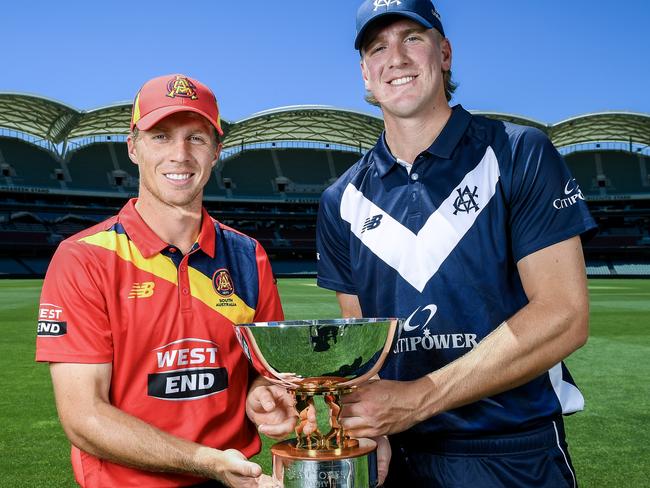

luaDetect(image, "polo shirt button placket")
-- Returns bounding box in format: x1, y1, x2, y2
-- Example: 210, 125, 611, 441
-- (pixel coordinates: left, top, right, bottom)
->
179, 257, 192, 312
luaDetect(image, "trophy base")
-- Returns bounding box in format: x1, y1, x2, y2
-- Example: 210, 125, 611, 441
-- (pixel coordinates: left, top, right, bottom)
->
272, 438, 378, 488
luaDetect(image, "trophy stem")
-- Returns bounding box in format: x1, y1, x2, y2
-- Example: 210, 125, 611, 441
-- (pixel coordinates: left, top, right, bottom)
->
292, 385, 356, 451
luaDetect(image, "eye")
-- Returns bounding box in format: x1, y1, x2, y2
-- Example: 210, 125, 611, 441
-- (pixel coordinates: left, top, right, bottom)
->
405, 35, 420, 43
151, 133, 168, 141
189, 135, 207, 144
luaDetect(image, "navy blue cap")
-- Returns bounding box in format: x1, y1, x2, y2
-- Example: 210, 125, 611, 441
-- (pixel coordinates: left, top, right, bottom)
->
355, 0, 445, 50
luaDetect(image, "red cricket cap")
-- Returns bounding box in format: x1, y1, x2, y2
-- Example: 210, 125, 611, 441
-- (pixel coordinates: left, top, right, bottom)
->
130, 74, 223, 136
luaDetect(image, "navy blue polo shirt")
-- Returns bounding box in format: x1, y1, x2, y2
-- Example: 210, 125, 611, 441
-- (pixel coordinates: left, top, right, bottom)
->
316, 105, 596, 436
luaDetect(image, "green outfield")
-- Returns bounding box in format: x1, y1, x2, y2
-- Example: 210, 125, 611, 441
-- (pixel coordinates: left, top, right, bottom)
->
0, 278, 648, 487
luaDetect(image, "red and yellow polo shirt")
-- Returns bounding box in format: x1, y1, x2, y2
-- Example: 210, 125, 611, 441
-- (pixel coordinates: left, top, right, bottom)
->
36, 199, 284, 487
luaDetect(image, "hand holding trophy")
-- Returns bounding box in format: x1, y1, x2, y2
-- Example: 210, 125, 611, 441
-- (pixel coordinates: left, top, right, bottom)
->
236, 318, 398, 488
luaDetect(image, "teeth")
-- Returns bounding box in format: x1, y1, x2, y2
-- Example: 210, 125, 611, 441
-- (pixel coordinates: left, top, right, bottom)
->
390, 76, 415, 86
165, 173, 191, 181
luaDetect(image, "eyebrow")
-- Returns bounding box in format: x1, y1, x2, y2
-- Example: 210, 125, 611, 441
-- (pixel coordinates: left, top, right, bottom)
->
365, 25, 428, 51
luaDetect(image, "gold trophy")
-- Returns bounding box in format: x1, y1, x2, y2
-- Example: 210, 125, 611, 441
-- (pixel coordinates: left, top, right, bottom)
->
235, 318, 397, 488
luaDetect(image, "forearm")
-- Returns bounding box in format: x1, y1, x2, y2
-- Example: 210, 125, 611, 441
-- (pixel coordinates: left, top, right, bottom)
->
58, 399, 222, 478
415, 296, 588, 420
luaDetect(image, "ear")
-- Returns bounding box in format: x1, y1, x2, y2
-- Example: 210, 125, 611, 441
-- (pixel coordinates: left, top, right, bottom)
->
360, 58, 371, 89
212, 143, 223, 168
126, 135, 139, 166
440, 38, 452, 72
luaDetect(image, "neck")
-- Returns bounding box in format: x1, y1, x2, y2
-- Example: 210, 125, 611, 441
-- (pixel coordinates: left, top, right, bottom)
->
383, 103, 453, 163
135, 195, 203, 255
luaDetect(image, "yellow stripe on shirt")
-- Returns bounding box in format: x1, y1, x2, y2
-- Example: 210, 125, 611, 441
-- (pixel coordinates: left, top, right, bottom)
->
79, 231, 178, 285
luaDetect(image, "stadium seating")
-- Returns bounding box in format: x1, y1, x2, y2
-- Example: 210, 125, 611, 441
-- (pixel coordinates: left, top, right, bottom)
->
585, 261, 612, 276
0, 257, 32, 275
277, 149, 331, 186
219, 150, 279, 196
564, 152, 599, 193
599, 151, 647, 195
0, 137, 63, 188
332, 150, 362, 178
1, 103, 649, 278
613, 263, 650, 275
66, 143, 121, 191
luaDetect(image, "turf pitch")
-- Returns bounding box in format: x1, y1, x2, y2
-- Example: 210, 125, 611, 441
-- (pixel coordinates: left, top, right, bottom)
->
0, 278, 648, 486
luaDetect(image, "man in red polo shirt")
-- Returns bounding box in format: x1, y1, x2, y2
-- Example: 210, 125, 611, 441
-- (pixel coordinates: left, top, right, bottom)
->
36, 74, 283, 487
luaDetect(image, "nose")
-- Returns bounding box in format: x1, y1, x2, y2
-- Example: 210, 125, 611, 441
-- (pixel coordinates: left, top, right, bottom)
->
170, 138, 191, 163
387, 41, 409, 70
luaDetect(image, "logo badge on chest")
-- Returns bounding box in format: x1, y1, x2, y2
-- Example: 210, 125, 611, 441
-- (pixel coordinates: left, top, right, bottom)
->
212, 269, 235, 297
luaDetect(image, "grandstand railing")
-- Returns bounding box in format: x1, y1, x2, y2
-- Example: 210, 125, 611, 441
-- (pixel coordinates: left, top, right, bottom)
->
220, 140, 365, 160
0, 129, 58, 153
558, 141, 650, 157
66, 135, 128, 154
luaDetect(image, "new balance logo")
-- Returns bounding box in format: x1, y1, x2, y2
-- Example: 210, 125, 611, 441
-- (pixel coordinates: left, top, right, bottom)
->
128, 282, 155, 298
362, 214, 383, 233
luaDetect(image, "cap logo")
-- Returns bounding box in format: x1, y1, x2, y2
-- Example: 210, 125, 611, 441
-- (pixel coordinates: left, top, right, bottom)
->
166, 75, 198, 100
373, 0, 401, 10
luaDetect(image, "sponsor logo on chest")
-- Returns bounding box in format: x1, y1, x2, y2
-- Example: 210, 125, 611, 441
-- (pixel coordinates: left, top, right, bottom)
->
148, 339, 228, 400
393, 304, 478, 354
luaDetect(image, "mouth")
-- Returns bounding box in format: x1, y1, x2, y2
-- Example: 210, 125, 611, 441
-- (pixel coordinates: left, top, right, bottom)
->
388, 75, 417, 86
163, 172, 194, 184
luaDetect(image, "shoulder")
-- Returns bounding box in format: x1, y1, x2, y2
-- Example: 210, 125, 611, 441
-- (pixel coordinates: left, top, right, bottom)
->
216, 220, 260, 252
322, 151, 375, 204
54, 215, 119, 257
469, 115, 552, 156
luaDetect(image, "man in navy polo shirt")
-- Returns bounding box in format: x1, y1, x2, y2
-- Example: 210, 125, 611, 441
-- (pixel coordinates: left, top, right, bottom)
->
314, 0, 596, 486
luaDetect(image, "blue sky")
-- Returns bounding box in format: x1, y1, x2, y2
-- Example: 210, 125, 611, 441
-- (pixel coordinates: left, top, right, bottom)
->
2, 0, 649, 124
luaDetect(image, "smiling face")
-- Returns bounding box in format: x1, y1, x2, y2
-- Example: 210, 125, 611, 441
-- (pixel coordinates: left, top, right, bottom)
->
360, 18, 451, 120
127, 111, 221, 212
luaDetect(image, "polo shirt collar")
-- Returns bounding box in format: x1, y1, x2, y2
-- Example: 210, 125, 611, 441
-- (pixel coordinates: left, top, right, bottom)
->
117, 199, 216, 258
374, 104, 472, 178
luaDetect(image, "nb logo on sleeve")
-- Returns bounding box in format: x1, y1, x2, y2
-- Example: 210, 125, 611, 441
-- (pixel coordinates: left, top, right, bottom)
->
128, 282, 155, 298
362, 214, 383, 233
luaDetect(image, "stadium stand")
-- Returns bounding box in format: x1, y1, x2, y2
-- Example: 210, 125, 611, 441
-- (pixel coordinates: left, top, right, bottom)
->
598, 151, 646, 195
0, 137, 63, 188
564, 152, 600, 194
219, 150, 279, 197
332, 150, 363, 178
66, 143, 123, 191
277, 149, 331, 188
1, 95, 649, 277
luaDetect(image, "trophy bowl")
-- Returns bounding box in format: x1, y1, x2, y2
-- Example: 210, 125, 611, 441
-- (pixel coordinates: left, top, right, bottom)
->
235, 318, 398, 488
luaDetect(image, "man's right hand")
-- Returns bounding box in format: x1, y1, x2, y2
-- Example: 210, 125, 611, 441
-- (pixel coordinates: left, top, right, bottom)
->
246, 381, 304, 439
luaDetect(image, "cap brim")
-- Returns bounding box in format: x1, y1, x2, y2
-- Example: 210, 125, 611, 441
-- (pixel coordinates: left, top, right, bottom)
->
134, 105, 223, 136
355, 12, 435, 50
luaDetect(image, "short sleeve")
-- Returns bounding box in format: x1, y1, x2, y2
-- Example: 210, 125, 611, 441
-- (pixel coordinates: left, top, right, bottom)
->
508, 128, 597, 262
253, 242, 284, 322
35, 241, 113, 363
316, 186, 357, 294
